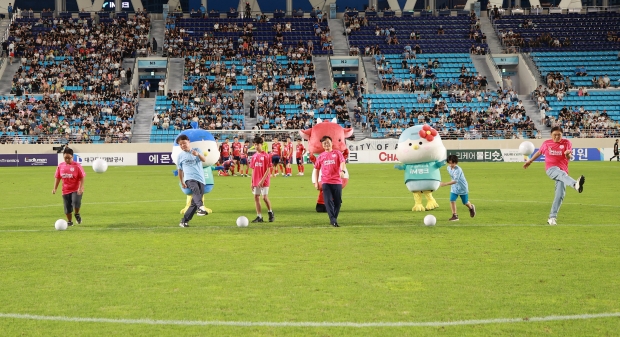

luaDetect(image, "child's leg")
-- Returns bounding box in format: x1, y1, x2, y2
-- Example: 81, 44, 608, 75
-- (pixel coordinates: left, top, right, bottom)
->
461, 194, 476, 217
450, 201, 457, 215
254, 194, 262, 215
262, 194, 272, 211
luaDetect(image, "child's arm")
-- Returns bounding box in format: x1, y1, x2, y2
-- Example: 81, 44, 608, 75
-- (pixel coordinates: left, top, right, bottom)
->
178, 169, 186, 188
439, 180, 455, 187
258, 169, 270, 187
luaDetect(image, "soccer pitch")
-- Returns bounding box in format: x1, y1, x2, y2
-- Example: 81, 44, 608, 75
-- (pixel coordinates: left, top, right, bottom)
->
1, 162, 619, 336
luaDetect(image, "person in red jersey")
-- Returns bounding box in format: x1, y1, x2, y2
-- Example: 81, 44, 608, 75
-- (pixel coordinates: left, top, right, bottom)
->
313, 136, 347, 227
282, 136, 294, 177
219, 138, 231, 164
231, 136, 243, 176
239, 140, 250, 177
271, 136, 283, 176
295, 138, 306, 175
524, 126, 585, 226
250, 136, 275, 223
52, 147, 86, 226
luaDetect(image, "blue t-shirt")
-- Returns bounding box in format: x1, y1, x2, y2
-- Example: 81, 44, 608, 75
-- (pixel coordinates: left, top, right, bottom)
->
177, 148, 205, 184
447, 165, 469, 195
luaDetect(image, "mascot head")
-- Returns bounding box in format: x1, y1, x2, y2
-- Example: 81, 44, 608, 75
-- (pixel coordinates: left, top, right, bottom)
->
171, 122, 220, 167
396, 124, 447, 164
299, 118, 353, 154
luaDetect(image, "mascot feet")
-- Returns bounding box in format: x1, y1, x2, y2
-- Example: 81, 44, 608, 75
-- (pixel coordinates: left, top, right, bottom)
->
412, 204, 426, 212
423, 191, 439, 211
412, 192, 425, 211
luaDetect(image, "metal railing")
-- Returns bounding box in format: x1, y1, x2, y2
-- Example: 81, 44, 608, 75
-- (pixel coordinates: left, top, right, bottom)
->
485, 52, 502, 87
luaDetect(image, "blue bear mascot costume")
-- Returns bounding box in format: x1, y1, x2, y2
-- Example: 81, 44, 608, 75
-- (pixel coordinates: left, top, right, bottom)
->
172, 122, 221, 214
394, 124, 447, 211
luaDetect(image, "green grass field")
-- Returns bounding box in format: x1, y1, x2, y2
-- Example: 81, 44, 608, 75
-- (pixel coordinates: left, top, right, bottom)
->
1, 162, 619, 336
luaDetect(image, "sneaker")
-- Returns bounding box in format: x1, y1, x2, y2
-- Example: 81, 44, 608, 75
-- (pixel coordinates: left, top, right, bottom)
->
469, 205, 476, 218
331, 222, 339, 227
449, 214, 459, 221
251, 216, 264, 223
575, 175, 585, 193
179, 221, 189, 228
67, 221, 74, 227
268, 211, 275, 222
75, 213, 82, 224
197, 206, 211, 216
547, 218, 557, 226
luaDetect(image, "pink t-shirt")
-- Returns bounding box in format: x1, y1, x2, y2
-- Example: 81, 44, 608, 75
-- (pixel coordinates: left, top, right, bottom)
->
55, 161, 86, 195
314, 150, 346, 184
539, 138, 572, 173
250, 152, 272, 187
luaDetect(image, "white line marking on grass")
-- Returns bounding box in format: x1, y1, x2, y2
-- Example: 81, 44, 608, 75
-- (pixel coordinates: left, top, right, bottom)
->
2, 196, 619, 211
0, 312, 618, 327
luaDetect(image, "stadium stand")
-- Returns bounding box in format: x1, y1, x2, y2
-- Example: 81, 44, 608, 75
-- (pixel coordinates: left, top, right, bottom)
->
150, 92, 245, 143
347, 15, 488, 55
530, 51, 620, 88
0, 94, 137, 144
362, 88, 538, 139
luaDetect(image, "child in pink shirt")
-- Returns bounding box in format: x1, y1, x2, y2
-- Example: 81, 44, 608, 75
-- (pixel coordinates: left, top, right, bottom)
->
313, 136, 347, 227
249, 136, 274, 223
524, 126, 585, 225
53, 147, 86, 226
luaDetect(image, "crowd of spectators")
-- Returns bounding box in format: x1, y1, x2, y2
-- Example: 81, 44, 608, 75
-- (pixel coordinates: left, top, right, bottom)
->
163, 19, 330, 59
0, 93, 137, 144
374, 54, 489, 93
182, 54, 316, 93
153, 91, 245, 132
356, 86, 538, 139
251, 88, 352, 131
8, 12, 150, 96
531, 85, 619, 137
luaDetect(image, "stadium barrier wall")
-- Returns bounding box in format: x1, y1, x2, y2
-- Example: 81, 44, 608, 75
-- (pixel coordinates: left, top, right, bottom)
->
0, 139, 616, 166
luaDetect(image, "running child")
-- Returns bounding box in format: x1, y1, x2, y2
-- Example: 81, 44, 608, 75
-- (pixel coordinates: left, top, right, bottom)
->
439, 155, 476, 221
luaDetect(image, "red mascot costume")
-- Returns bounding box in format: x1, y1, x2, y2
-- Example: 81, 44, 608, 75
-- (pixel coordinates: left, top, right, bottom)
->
299, 118, 353, 212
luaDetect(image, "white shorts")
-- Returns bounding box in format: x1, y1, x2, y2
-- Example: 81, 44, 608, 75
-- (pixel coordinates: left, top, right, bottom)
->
252, 187, 269, 196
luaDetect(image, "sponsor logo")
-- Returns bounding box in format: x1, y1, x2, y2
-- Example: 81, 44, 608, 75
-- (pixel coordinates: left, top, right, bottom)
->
323, 159, 336, 165
24, 157, 48, 164
409, 168, 430, 174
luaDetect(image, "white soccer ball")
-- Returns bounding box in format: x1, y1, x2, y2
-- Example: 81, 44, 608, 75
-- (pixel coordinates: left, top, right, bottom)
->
55, 219, 68, 231
519, 141, 536, 156
424, 215, 437, 226
236, 216, 249, 227
92, 158, 108, 173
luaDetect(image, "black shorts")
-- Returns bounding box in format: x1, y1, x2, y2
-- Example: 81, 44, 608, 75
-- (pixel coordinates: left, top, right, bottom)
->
233, 156, 241, 161
296, 158, 303, 165
282, 158, 292, 165
62, 192, 83, 214
240, 157, 247, 164
271, 155, 280, 165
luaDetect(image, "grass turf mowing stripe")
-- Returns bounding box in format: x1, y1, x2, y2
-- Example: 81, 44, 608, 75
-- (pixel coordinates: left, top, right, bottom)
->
1, 312, 619, 327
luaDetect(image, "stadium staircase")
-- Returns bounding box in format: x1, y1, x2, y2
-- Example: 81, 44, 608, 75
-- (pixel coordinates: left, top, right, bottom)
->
314, 57, 333, 91
470, 55, 500, 91
121, 58, 135, 92
132, 98, 155, 143
479, 17, 504, 54
0, 62, 21, 95
520, 94, 549, 138
362, 57, 383, 94
150, 20, 165, 56
167, 58, 185, 92
328, 19, 349, 56
243, 90, 258, 131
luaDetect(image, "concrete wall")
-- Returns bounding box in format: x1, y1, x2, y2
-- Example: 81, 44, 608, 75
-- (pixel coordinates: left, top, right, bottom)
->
517, 54, 538, 96
0, 138, 613, 154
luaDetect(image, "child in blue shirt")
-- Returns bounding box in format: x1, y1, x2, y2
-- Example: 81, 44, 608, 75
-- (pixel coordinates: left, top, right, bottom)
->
440, 155, 476, 221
